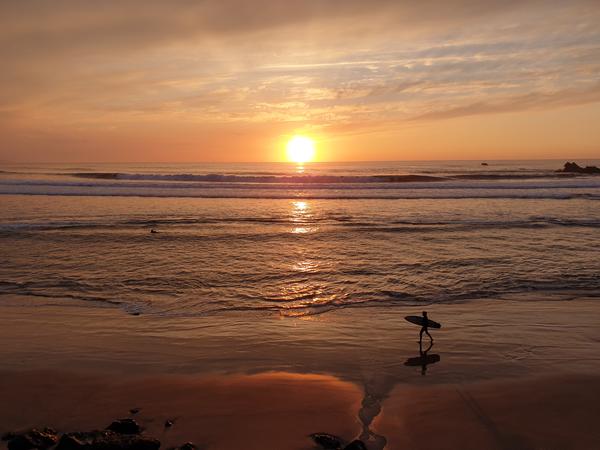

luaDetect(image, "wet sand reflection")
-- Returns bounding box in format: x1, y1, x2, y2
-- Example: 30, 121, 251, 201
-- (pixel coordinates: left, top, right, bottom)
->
0, 371, 362, 450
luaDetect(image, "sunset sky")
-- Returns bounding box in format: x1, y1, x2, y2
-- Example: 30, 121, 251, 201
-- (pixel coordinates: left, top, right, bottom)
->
1, 0, 599, 162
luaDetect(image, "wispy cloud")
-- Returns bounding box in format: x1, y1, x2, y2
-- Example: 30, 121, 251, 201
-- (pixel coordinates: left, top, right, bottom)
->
1, 0, 599, 160
411, 82, 600, 121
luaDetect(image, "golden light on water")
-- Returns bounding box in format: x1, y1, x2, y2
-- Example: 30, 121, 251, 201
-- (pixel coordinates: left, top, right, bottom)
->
286, 136, 316, 163
293, 201, 308, 214
291, 200, 313, 233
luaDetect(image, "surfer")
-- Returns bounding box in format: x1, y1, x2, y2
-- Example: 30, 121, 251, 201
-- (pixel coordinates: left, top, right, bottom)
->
419, 311, 433, 344
404, 311, 440, 343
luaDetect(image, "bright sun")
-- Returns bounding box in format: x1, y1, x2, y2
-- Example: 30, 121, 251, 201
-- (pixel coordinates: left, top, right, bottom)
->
286, 136, 316, 163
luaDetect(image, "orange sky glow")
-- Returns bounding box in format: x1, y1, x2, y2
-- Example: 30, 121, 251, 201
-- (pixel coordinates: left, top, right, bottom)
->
1, 1, 599, 163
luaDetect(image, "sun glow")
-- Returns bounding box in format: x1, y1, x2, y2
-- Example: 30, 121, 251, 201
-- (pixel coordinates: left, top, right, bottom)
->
286, 136, 316, 163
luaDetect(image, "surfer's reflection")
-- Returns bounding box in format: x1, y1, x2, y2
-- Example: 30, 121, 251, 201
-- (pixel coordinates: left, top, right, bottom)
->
404, 341, 441, 375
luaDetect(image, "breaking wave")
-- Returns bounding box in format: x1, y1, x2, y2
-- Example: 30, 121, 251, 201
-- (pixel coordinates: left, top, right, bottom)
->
68, 172, 446, 183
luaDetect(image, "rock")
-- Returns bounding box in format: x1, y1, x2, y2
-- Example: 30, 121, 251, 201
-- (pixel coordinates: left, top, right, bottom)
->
164, 420, 174, 428
174, 443, 196, 450
129, 408, 140, 415
344, 440, 368, 450
559, 162, 600, 174
481, 162, 488, 166
107, 419, 142, 435
6, 428, 58, 450
583, 166, 600, 174
56, 430, 159, 450
310, 433, 343, 449
2, 432, 17, 441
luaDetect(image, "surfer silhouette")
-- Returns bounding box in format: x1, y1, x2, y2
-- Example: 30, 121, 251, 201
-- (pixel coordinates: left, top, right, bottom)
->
419, 311, 433, 344
404, 311, 441, 344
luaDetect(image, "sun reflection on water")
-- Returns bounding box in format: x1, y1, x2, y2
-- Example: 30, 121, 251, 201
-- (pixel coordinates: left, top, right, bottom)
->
293, 200, 308, 212
290, 200, 317, 234
292, 260, 319, 273
292, 227, 310, 234
273, 199, 336, 314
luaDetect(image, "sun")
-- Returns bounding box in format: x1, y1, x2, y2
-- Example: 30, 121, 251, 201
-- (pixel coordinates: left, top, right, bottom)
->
286, 136, 316, 163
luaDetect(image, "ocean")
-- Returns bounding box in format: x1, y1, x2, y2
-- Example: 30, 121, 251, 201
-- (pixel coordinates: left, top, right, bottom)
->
1, 160, 600, 318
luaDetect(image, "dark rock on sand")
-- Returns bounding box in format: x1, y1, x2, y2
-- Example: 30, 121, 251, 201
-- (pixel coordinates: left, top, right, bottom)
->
481, 162, 488, 166
558, 162, 600, 174
2, 432, 17, 441
164, 420, 174, 428
56, 430, 159, 450
344, 440, 368, 450
129, 408, 140, 415
107, 419, 142, 435
310, 432, 343, 449
6, 428, 58, 450
172, 443, 196, 450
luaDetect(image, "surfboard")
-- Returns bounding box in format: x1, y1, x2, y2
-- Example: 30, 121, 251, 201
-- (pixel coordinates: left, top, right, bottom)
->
404, 354, 441, 366
404, 315, 442, 328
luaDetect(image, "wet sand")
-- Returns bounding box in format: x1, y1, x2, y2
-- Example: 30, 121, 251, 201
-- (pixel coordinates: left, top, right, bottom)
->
0, 371, 362, 450
375, 374, 600, 450
1, 371, 598, 450
1, 297, 599, 449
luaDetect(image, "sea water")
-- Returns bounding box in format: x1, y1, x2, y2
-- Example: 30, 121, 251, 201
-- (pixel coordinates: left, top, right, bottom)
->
1, 160, 600, 317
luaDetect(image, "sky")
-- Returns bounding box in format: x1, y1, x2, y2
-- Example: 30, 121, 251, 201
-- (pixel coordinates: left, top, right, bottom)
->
1, 0, 599, 162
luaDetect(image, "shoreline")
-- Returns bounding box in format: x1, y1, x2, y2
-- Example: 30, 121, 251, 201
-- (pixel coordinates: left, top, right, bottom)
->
1, 296, 599, 449
1, 296, 598, 380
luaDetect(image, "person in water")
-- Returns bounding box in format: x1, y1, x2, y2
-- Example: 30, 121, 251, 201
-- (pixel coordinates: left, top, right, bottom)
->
419, 311, 433, 344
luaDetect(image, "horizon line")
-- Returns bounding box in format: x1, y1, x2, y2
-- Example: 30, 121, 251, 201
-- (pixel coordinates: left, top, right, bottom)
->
2, 158, 600, 165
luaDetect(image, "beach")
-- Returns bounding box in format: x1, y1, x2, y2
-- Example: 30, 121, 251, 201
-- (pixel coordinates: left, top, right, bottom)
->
1, 298, 599, 449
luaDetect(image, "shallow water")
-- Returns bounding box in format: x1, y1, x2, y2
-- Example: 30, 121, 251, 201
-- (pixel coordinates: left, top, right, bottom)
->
1, 160, 599, 317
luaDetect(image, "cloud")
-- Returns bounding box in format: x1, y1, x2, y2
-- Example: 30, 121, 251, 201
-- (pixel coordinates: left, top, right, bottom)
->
3, 0, 580, 69
411, 82, 600, 121
1, 0, 600, 160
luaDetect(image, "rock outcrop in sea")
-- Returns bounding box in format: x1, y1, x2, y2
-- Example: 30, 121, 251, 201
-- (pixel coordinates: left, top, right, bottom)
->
557, 162, 600, 174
